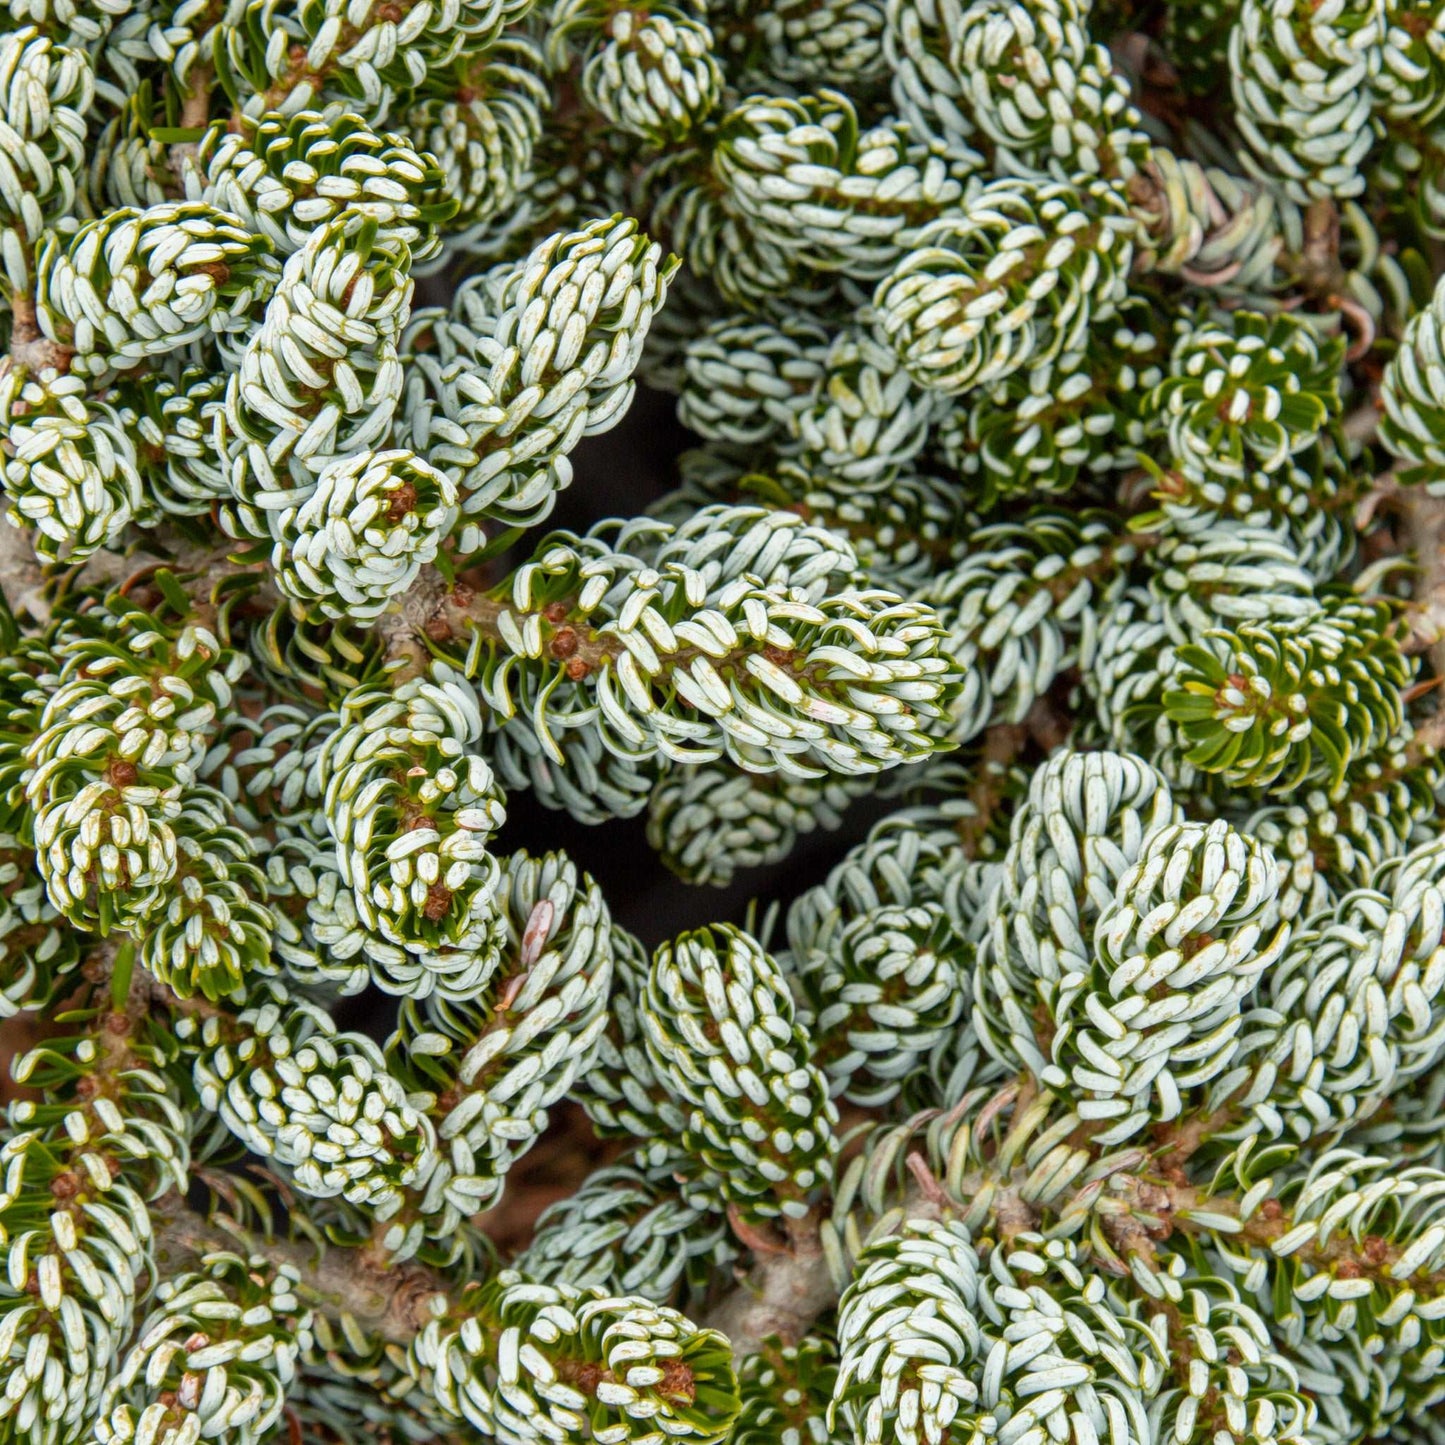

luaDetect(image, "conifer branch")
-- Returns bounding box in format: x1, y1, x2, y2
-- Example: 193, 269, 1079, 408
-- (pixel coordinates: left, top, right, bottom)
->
149, 1201, 452, 1346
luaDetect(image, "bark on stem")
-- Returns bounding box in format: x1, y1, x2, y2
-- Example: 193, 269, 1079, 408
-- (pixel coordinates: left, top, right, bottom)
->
169, 67, 215, 173
150, 1201, 451, 1345
0, 504, 274, 627
703, 1218, 848, 1362
0, 500, 50, 624
1399, 486, 1445, 686
5, 297, 73, 374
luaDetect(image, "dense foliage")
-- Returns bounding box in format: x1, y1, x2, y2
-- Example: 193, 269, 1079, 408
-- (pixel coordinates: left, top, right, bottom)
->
4, 1, 1445, 1445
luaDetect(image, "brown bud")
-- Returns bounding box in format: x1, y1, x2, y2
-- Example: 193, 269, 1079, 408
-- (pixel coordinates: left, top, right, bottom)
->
385, 481, 419, 523
50, 1172, 81, 1201
107, 760, 139, 789
564, 1361, 606, 1396
658, 1359, 696, 1405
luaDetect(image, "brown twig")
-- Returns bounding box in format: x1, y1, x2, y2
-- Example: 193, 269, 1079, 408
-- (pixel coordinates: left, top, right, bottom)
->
1343, 401, 1382, 448
1408, 706, 1445, 763
904, 1152, 951, 1209
726, 1204, 793, 1257
5, 299, 73, 374
1355, 470, 1403, 530
168, 65, 217, 174
0, 503, 272, 627
1298, 198, 1347, 299
0, 500, 51, 625
1397, 486, 1445, 689
151, 1201, 451, 1344
1024, 693, 1072, 752
180, 71, 214, 131
955, 722, 1028, 860
702, 1212, 844, 1361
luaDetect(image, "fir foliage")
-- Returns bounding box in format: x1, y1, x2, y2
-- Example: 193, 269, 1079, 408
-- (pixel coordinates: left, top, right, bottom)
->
1, 3, 1445, 1445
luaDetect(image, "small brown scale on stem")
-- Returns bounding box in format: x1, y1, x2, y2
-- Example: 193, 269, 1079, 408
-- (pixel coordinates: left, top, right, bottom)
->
49, 1171, 81, 1201
657, 1357, 697, 1405
556, 1355, 697, 1405
1177, 931, 1215, 963
558, 1359, 607, 1395
423, 882, 453, 921
106, 759, 139, 789
386, 482, 419, 522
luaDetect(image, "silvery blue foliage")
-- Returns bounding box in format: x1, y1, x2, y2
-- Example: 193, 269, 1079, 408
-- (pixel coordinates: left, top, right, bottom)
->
0, 2, 1443, 1445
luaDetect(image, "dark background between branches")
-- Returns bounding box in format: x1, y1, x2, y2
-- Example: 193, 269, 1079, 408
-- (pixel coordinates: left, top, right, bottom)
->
491, 388, 903, 949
